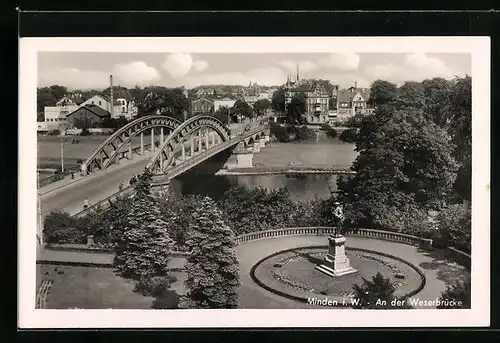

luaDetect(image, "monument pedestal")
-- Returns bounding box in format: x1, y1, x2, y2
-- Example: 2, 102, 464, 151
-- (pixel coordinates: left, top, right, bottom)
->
315, 235, 357, 277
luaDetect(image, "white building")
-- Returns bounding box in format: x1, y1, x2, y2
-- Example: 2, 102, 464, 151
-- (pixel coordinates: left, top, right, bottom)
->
214, 99, 237, 111
43, 96, 79, 124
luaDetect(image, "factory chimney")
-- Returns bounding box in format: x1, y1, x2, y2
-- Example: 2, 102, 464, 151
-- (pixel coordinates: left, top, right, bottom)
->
110, 75, 114, 118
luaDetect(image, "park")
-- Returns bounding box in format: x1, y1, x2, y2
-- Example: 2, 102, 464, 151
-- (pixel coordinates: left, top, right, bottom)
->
36, 76, 473, 311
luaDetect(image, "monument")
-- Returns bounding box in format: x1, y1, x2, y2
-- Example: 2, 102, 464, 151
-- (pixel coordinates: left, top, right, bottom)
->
315, 202, 358, 277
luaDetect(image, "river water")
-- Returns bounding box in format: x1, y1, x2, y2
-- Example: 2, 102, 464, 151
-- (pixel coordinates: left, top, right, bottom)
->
170, 134, 358, 202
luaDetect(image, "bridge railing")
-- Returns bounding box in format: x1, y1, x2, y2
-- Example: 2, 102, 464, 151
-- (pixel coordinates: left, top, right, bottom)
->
71, 184, 135, 219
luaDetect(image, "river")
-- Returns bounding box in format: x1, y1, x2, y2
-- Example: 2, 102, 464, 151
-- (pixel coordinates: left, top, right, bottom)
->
170, 134, 358, 202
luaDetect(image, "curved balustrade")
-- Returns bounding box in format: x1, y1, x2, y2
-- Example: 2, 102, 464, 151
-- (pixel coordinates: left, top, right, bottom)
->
234, 227, 433, 251
82, 115, 181, 172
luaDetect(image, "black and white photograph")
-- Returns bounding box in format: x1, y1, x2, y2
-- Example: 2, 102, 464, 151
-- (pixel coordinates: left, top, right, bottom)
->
18, 37, 490, 328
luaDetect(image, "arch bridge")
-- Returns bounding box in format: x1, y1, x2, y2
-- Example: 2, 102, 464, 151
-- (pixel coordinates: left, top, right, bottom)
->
81, 115, 269, 177
147, 116, 268, 182
81, 115, 182, 172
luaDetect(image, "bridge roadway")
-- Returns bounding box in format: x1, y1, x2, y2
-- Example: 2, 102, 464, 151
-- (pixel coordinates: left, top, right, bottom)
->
39, 121, 263, 218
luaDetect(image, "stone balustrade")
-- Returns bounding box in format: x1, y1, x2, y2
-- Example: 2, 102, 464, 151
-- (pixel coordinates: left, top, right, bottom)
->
234, 227, 433, 251
447, 246, 471, 270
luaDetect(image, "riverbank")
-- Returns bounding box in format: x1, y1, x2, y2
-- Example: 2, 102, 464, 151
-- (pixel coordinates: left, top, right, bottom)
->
217, 167, 354, 175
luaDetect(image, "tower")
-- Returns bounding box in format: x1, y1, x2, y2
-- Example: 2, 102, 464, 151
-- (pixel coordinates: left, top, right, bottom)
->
296, 62, 300, 82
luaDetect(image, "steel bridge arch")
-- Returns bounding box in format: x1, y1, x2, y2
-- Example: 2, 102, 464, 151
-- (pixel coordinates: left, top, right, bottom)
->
82, 115, 181, 172
146, 115, 230, 174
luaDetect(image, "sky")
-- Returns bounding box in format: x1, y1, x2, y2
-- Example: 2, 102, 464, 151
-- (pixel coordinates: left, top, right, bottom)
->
37, 52, 471, 90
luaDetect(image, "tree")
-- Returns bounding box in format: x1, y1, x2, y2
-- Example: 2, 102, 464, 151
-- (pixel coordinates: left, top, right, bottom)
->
180, 196, 240, 309
367, 80, 398, 107
143, 87, 189, 121
422, 77, 453, 128
438, 278, 471, 309
43, 210, 86, 244
37, 85, 68, 113
219, 186, 295, 234
339, 109, 459, 228
253, 99, 271, 116
395, 81, 425, 109
233, 99, 253, 119
352, 272, 410, 309
448, 76, 472, 201
213, 107, 230, 124
271, 87, 286, 114
437, 201, 471, 253
113, 169, 175, 283
287, 92, 307, 124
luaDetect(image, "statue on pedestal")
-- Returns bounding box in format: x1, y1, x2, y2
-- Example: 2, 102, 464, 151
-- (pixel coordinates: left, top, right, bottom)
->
332, 201, 344, 237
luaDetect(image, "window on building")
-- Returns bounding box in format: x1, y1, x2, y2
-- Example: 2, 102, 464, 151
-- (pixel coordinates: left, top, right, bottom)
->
99, 101, 102, 106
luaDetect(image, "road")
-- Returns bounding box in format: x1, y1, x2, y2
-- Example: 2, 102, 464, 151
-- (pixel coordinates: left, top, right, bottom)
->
39, 120, 265, 217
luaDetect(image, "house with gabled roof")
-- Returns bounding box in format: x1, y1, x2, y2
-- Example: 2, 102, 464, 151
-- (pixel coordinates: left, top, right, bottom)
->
65, 104, 111, 127
336, 86, 374, 120
284, 77, 332, 123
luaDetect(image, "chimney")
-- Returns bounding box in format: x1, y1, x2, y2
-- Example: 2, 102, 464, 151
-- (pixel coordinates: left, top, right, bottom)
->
110, 75, 114, 118
296, 62, 300, 82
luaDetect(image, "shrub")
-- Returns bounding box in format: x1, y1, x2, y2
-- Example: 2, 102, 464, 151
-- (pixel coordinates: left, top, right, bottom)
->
437, 201, 471, 253
345, 113, 364, 128
324, 127, 338, 139
438, 278, 471, 309
296, 126, 315, 141
339, 128, 358, 143
47, 129, 61, 136
218, 186, 295, 234
43, 210, 86, 244
352, 272, 411, 309
80, 127, 91, 136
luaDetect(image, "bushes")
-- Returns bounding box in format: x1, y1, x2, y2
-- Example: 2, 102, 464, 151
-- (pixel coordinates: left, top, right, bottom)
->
218, 186, 296, 235
436, 201, 471, 253
339, 128, 358, 143
438, 278, 471, 309
345, 113, 364, 128
47, 129, 61, 136
80, 127, 91, 136
43, 211, 86, 244
296, 125, 316, 141
321, 125, 338, 139
269, 123, 315, 142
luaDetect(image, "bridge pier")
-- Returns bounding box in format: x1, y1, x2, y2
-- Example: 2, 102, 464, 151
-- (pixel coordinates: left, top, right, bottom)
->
264, 134, 270, 143
258, 138, 266, 148
140, 132, 144, 155
253, 142, 261, 153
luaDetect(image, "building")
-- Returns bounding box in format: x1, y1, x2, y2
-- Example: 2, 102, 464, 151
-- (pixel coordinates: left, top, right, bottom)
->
191, 97, 214, 114
43, 96, 79, 124
336, 86, 374, 120
65, 104, 111, 127
284, 77, 331, 123
214, 99, 237, 111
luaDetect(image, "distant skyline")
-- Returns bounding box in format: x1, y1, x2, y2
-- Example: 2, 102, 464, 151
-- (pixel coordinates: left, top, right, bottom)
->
38, 52, 471, 90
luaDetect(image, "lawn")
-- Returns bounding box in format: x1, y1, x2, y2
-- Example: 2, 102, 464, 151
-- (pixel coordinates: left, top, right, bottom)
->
37, 135, 150, 169
37, 264, 186, 309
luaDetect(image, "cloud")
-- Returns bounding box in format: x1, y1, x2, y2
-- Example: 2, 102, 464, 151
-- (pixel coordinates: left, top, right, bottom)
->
363, 53, 457, 85
318, 53, 360, 71
113, 61, 160, 86
193, 60, 209, 72
38, 68, 110, 90
280, 59, 317, 73
162, 53, 194, 78
184, 66, 287, 87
